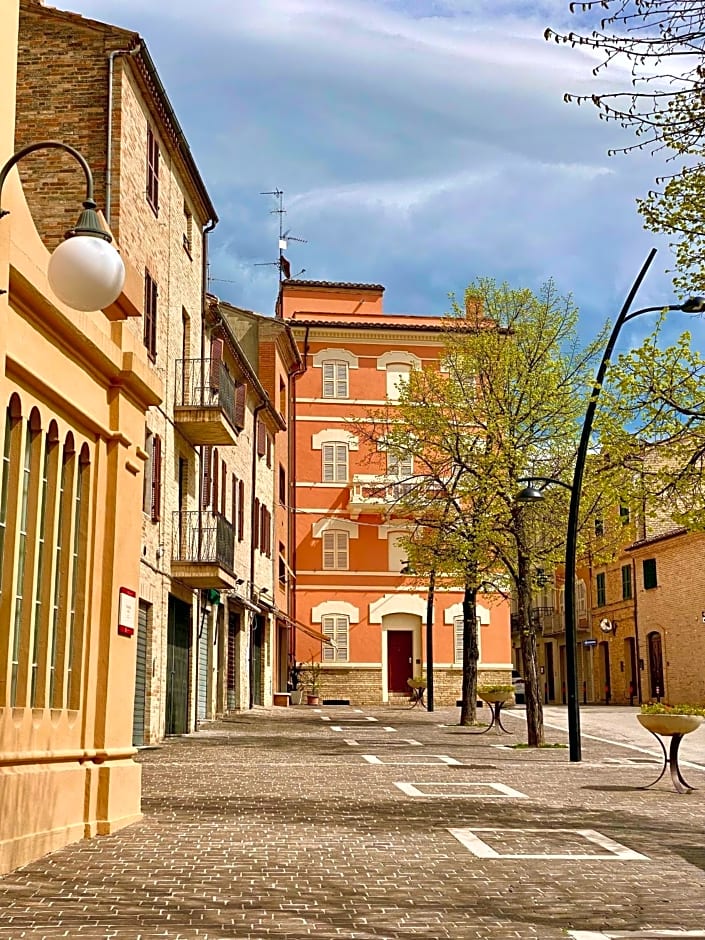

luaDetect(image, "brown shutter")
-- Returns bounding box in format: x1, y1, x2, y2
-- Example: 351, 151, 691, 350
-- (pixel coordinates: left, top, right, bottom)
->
238, 480, 245, 541
151, 434, 162, 522
253, 497, 260, 549
234, 383, 246, 428
202, 445, 212, 508
210, 337, 223, 392
212, 449, 219, 511
257, 419, 266, 457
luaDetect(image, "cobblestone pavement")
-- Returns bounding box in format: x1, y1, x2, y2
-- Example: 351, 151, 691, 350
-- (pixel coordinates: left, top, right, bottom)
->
2, 705, 705, 939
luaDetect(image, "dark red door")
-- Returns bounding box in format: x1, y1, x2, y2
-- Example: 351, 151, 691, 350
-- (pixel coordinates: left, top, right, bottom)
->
388, 631, 413, 693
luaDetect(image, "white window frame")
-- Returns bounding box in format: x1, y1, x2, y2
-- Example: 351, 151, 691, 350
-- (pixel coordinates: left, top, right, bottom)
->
387, 452, 413, 478
322, 530, 349, 570
322, 442, 348, 483
385, 363, 411, 401
388, 530, 408, 573
322, 360, 349, 399
322, 615, 349, 662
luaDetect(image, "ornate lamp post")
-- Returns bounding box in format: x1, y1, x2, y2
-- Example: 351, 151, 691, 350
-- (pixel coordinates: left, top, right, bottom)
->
0, 140, 125, 310
519, 248, 705, 762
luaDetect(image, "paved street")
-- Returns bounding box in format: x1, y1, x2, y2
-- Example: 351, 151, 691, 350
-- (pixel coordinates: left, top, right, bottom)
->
2, 704, 705, 939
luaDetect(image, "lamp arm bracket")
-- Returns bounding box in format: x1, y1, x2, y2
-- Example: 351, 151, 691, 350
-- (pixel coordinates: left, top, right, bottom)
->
0, 140, 95, 213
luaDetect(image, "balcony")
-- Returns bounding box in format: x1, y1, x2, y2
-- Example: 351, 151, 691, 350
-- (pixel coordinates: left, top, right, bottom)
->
348, 474, 414, 519
174, 358, 240, 446
171, 511, 238, 588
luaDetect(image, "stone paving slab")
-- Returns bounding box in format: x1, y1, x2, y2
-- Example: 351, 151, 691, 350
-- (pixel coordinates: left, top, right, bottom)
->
1, 705, 705, 938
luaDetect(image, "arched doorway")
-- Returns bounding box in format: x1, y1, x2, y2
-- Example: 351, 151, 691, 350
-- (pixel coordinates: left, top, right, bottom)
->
647, 631, 665, 700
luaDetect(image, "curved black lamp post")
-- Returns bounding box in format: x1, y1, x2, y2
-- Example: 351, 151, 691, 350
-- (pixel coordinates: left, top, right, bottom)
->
0, 140, 124, 310
519, 247, 705, 762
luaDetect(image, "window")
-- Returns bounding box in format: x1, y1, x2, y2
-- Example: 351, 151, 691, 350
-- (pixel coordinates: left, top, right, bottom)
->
322, 615, 349, 662
643, 558, 657, 590
576, 579, 587, 617
387, 453, 413, 478
183, 200, 193, 257
256, 420, 266, 457
146, 124, 159, 213
253, 497, 260, 550
322, 530, 348, 570
266, 432, 272, 469
143, 270, 158, 359
619, 502, 630, 525
150, 435, 162, 523
322, 442, 348, 483
596, 572, 606, 607
594, 516, 604, 537
322, 360, 349, 398
386, 363, 411, 400
212, 448, 219, 514
237, 479, 245, 541
202, 445, 212, 509
388, 531, 407, 573
278, 542, 286, 585
279, 465, 286, 506
621, 564, 632, 600
454, 616, 481, 664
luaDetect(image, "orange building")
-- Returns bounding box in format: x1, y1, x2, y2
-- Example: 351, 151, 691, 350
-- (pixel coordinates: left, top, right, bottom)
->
280, 280, 511, 705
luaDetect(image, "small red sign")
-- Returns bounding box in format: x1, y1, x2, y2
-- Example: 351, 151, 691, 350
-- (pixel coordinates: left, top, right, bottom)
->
118, 587, 136, 637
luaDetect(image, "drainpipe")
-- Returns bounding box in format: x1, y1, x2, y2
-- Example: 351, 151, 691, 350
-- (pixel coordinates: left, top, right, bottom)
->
106, 45, 141, 227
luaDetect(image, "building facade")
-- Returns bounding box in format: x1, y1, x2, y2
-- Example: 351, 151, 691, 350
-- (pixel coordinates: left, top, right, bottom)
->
280, 280, 512, 704
1, 0, 160, 873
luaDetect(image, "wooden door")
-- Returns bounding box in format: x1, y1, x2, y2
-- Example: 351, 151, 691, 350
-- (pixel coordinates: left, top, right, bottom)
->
387, 630, 413, 694
648, 631, 664, 700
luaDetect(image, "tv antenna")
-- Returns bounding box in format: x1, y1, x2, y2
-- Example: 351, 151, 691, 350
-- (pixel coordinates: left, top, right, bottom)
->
256, 189, 307, 282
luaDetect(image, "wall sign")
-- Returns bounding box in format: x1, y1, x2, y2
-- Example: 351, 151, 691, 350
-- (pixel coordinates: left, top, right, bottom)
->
118, 587, 136, 637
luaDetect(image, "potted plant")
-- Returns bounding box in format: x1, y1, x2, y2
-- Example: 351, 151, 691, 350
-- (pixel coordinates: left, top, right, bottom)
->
477, 683, 513, 704
637, 702, 705, 736
303, 659, 322, 706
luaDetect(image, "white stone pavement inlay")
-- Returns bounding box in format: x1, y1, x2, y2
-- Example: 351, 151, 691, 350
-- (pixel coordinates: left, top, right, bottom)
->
362, 754, 461, 765
449, 828, 649, 860
397, 782, 527, 798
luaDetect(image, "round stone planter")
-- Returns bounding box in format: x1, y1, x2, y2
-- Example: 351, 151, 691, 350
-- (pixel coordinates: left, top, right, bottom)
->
637, 713, 703, 736
478, 690, 511, 704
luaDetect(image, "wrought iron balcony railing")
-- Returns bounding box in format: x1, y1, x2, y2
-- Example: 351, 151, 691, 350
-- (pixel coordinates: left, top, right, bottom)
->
174, 358, 238, 428
172, 511, 235, 573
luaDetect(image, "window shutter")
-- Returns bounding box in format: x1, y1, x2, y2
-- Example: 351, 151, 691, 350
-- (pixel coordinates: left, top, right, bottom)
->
335, 616, 348, 660
202, 445, 212, 508
454, 617, 463, 664
335, 444, 347, 482
210, 337, 223, 392
234, 383, 246, 428
257, 420, 266, 457
322, 443, 334, 482
322, 363, 335, 398
336, 531, 348, 569
238, 479, 245, 541
253, 498, 260, 549
212, 449, 219, 512
322, 531, 335, 569
151, 434, 162, 522
336, 362, 348, 397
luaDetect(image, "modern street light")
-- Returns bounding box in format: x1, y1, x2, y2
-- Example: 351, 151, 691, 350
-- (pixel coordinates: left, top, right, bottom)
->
0, 140, 125, 311
519, 247, 705, 763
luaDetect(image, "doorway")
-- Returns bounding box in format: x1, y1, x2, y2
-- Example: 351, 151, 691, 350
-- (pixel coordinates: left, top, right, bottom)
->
599, 640, 611, 703
387, 630, 413, 694
166, 595, 191, 735
545, 641, 555, 702
648, 631, 664, 700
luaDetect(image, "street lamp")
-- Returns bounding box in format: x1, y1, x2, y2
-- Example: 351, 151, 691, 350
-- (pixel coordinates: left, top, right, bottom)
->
519, 248, 705, 763
0, 140, 125, 311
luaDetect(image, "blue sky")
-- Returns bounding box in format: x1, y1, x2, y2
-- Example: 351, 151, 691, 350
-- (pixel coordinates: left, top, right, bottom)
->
58, 0, 691, 349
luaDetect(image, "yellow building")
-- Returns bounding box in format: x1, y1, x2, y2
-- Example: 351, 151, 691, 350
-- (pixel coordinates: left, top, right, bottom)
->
0, 0, 160, 874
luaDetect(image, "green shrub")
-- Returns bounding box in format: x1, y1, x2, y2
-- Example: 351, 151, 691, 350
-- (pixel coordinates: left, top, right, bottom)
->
640, 703, 705, 717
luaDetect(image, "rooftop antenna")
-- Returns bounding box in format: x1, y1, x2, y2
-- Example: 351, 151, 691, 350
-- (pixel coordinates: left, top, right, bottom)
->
256, 189, 307, 282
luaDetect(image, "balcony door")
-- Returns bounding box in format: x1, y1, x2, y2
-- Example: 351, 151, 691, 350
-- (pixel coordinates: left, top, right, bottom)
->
166, 595, 191, 735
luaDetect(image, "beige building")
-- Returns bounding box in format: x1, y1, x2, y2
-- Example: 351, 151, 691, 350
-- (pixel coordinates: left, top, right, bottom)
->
1, 0, 160, 874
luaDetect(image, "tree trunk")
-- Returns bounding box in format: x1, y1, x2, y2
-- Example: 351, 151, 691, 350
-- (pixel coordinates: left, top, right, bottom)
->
517, 546, 545, 747
459, 575, 479, 726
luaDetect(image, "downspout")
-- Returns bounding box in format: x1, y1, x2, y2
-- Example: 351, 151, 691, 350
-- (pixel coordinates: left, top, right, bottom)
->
288, 325, 309, 661
106, 45, 141, 227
